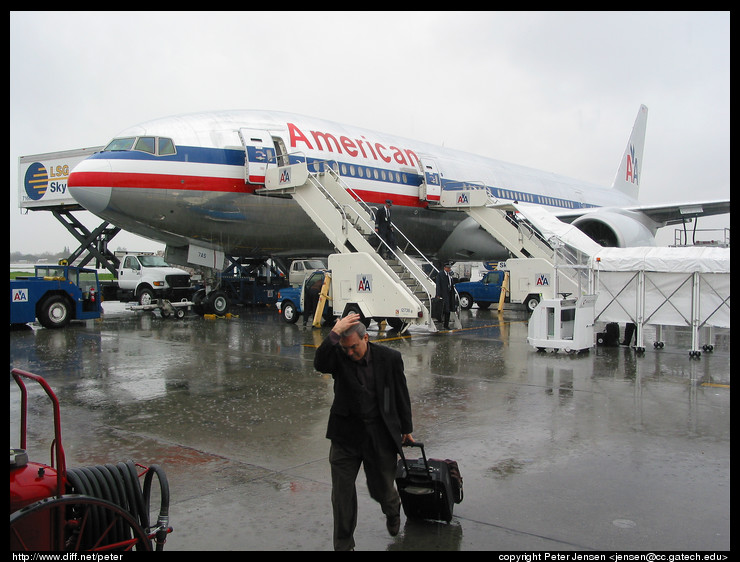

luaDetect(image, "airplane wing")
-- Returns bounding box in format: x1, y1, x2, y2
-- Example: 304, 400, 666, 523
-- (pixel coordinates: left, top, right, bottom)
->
634, 199, 731, 224
554, 199, 730, 226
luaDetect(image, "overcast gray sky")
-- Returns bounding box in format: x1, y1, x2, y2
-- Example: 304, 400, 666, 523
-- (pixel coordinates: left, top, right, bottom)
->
10, 11, 730, 255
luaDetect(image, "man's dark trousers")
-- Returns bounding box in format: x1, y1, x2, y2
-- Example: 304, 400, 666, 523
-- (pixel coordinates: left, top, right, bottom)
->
330, 419, 401, 551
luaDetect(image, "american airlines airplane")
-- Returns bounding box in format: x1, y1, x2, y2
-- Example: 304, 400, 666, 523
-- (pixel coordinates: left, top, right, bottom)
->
67, 105, 729, 268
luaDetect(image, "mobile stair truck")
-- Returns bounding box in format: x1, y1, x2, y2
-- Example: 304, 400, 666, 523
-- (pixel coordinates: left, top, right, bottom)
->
263, 159, 460, 333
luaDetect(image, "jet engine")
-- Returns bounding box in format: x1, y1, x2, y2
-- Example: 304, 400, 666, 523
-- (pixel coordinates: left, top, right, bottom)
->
571, 209, 658, 247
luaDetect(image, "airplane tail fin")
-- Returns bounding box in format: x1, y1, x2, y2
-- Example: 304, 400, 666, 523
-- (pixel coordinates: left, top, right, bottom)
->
611, 104, 648, 201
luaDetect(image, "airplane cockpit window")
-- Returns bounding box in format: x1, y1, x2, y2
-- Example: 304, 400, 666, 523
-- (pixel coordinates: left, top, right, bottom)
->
134, 137, 156, 154
104, 137, 136, 151
102, 136, 176, 156
158, 137, 176, 155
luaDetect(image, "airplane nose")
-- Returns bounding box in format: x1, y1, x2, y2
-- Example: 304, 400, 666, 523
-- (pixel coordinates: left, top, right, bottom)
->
68, 158, 113, 214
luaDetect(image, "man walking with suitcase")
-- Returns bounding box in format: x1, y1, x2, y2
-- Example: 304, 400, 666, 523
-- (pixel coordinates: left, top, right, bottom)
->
314, 313, 414, 550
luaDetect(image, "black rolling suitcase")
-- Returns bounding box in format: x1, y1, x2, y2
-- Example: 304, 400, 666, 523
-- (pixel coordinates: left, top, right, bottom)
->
597, 322, 620, 346
395, 442, 463, 523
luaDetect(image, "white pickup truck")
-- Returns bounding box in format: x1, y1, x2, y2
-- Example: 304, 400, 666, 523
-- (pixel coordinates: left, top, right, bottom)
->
288, 258, 327, 286
103, 253, 194, 305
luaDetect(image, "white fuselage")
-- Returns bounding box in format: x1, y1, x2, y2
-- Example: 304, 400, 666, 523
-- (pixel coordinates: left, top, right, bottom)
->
68, 110, 643, 262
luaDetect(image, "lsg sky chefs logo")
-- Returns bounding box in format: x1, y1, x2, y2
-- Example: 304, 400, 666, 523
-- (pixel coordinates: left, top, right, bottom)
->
24, 162, 70, 201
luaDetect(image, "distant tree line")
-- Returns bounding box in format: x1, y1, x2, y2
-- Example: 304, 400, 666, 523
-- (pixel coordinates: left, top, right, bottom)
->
10, 248, 71, 263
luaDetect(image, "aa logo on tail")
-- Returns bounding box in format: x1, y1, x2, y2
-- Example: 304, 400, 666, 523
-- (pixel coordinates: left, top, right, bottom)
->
625, 144, 639, 185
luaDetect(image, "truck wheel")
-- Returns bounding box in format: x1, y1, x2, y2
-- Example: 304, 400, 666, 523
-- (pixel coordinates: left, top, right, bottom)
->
387, 317, 408, 332
137, 287, 155, 306
458, 293, 473, 310
207, 290, 229, 315
523, 295, 540, 313
192, 289, 206, 315
38, 295, 71, 329
344, 305, 370, 327
281, 301, 299, 323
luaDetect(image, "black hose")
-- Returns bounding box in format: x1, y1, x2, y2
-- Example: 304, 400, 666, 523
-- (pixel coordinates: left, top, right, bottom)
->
142, 464, 171, 550
66, 461, 171, 550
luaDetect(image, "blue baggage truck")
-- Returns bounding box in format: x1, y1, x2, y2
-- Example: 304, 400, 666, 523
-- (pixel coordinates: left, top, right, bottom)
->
10, 263, 102, 329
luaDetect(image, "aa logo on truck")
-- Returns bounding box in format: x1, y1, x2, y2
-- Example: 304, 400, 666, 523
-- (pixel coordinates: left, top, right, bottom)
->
356, 274, 372, 292
12, 289, 29, 303
535, 274, 550, 286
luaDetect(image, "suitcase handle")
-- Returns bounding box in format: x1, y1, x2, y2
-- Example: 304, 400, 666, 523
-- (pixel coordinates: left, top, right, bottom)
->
400, 441, 430, 476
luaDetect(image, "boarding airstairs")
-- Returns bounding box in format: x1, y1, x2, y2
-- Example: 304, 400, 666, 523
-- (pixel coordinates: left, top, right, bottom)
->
260, 161, 460, 332
436, 183, 602, 298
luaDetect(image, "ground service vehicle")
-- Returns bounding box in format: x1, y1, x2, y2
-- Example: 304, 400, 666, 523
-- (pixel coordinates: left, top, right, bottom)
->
454, 270, 505, 310
277, 269, 333, 325
10, 263, 102, 329
277, 253, 428, 331
504, 258, 558, 312
10, 368, 172, 551
287, 258, 327, 286
103, 252, 193, 305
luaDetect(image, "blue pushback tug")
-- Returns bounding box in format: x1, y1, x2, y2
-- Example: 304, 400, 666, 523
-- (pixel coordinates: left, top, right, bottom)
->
10, 262, 102, 329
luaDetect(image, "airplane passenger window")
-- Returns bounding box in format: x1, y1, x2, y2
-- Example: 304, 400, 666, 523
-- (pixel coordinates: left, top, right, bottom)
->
104, 137, 136, 151
158, 137, 176, 155
134, 137, 156, 154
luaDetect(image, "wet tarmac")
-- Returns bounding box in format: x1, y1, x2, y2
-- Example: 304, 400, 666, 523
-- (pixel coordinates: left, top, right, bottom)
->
10, 302, 730, 552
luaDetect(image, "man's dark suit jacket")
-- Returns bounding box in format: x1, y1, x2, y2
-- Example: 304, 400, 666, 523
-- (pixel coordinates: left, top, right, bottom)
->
375, 206, 392, 237
314, 334, 413, 453
436, 269, 455, 307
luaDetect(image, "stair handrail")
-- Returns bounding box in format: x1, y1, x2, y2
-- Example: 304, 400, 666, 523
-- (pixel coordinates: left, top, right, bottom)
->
323, 165, 438, 301
263, 154, 439, 323
329, 177, 436, 313
311, 160, 438, 318
440, 181, 556, 258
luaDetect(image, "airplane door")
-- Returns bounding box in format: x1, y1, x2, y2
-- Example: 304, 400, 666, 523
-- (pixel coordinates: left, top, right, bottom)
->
238, 129, 275, 184
417, 158, 442, 203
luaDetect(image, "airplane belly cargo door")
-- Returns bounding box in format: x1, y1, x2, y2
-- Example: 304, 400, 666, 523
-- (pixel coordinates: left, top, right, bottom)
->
238, 128, 275, 185
417, 157, 442, 204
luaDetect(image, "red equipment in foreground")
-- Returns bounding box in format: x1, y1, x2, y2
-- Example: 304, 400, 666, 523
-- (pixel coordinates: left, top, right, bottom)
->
10, 368, 173, 552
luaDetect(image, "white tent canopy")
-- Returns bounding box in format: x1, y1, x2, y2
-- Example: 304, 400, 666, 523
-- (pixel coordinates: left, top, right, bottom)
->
590, 246, 730, 274
589, 246, 730, 352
